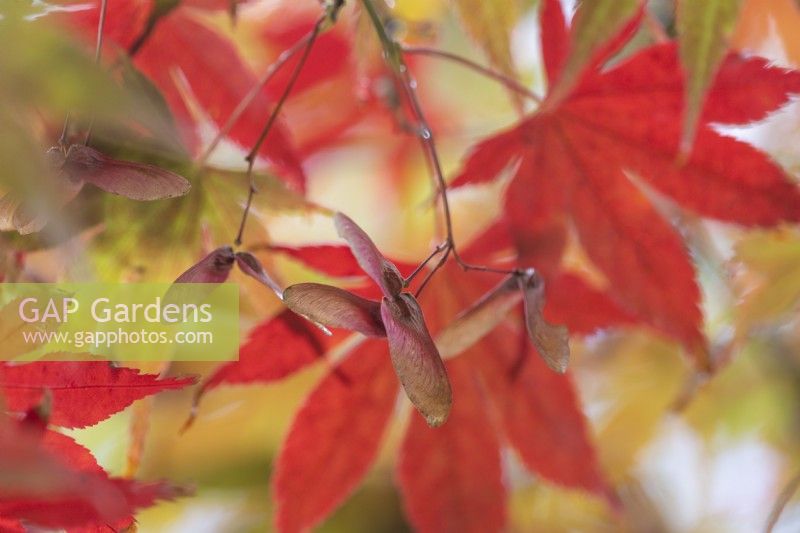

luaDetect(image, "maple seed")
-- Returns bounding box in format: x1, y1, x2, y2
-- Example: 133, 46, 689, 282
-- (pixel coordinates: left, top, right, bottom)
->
282, 213, 452, 426
0, 145, 191, 236
282, 283, 386, 337
60, 144, 191, 201
381, 293, 452, 427
516, 269, 570, 373
334, 212, 404, 297
174, 246, 236, 283
435, 275, 522, 360
234, 251, 283, 297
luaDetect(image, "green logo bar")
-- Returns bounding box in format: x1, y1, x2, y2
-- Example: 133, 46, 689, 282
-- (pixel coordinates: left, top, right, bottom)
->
0, 283, 239, 362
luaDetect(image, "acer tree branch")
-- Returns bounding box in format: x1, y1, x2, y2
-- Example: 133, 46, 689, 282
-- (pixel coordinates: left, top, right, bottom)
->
402, 46, 542, 103
82, 0, 108, 146
361, 0, 517, 293
59, 0, 107, 148
234, 17, 324, 246
198, 32, 315, 167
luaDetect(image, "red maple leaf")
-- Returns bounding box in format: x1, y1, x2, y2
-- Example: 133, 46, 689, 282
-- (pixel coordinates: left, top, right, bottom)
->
196, 214, 632, 531
0, 361, 195, 429
453, 0, 800, 366
60, 1, 317, 191
0, 415, 188, 530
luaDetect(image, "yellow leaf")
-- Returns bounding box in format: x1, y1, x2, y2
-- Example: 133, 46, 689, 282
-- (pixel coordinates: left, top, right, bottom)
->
677, 0, 744, 154
583, 332, 688, 482
735, 229, 800, 330
547, 0, 641, 108
451, 0, 523, 107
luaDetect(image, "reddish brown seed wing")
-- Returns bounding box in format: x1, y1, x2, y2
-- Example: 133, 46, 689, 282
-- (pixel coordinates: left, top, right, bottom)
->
174, 246, 236, 283
381, 293, 452, 426
334, 212, 404, 297
518, 269, 570, 373
435, 275, 522, 360
64, 145, 190, 201
234, 252, 283, 297
283, 283, 385, 337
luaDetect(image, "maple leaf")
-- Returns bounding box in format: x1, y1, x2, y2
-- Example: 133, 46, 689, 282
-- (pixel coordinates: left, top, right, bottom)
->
0, 416, 189, 530
60, 1, 307, 191
267, 244, 364, 278
60, 0, 151, 52
137, 8, 306, 191
247, 231, 631, 531
397, 356, 506, 533
0, 361, 195, 428
453, 0, 800, 366
192, 309, 331, 407
273, 339, 397, 533
475, 325, 611, 496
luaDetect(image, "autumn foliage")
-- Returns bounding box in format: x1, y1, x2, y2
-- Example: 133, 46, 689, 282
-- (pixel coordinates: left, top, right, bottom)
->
2, 0, 800, 531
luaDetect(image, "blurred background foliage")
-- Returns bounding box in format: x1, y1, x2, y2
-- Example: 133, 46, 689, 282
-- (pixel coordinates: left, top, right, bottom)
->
2, 0, 800, 531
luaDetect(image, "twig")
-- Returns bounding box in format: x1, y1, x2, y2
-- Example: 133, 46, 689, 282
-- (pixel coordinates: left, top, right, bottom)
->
414, 246, 451, 298
765, 468, 800, 532
361, 0, 517, 294
83, 0, 108, 146
405, 242, 447, 286
234, 17, 325, 245
402, 46, 542, 102
197, 32, 314, 167
58, 0, 107, 148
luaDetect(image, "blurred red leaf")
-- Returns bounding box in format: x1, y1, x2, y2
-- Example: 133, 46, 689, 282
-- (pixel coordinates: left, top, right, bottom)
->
196, 310, 328, 399
60, 0, 152, 51
268, 244, 363, 278
477, 330, 611, 499
545, 273, 636, 335
0, 361, 195, 429
452, 0, 800, 363
540, 0, 568, 84
273, 340, 397, 533
134, 9, 306, 190
397, 358, 506, 533
0, 422, 187, 530
259, 6, 351, 99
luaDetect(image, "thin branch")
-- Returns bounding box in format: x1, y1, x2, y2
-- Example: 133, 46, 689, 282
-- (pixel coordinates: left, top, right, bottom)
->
58, 112, 71, 147
414, 246, 451, 298
83, 0, 108, 146
197, 32, 314, 167
402, 46, 541, 103
765, 468, 800, 532
93, 0, 108, 64
58, 0, 107, 148
405, 242, 447, 286
234, 17, 325, 245
360, 0, 517, 294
